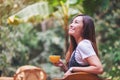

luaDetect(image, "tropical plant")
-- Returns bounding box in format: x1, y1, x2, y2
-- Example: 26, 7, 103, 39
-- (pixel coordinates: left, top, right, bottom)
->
1, 0, 120, 80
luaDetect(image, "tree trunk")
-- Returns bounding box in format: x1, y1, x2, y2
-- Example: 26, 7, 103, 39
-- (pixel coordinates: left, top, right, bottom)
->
64, 14, 69, 54
0, 70, 2, 76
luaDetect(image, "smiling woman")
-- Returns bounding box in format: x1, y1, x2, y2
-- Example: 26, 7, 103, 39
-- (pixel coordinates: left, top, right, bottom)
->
51, 14, 103, 78
68, 16, 84, 37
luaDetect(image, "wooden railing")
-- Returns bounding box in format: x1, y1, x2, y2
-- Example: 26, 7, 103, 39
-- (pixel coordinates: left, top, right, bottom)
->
0, 77, 13, 80
54, 72, 110, 80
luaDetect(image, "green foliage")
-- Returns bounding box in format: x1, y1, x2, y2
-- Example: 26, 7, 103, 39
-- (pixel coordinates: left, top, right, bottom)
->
0, 55, 8, 69
40, 63, 64, 79
36, 26, 65, 62
7, 1, 50, 25
100, 0, 110, 11
0, 0, 120, 79
47, 0, 66, 12
82, 0, 110, 16
95, 0, 120, 79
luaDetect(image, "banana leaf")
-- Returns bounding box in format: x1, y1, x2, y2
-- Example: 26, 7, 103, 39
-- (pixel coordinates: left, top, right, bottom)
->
7, 1, 49, 25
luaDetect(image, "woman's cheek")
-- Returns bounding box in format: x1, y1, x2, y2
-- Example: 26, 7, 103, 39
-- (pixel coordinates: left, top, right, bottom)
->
68, 30, 74, 36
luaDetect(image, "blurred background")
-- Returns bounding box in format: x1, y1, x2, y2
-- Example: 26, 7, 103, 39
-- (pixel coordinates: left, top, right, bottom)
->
0, 0, 120, 80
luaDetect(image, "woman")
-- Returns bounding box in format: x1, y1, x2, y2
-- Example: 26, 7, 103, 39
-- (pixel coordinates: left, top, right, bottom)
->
54, 14, 103, 77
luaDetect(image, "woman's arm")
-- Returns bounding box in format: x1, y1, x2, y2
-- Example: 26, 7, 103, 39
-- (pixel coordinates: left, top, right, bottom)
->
71, 55, 103, 74
53, 60, 68, 72
59, 62, 68, 72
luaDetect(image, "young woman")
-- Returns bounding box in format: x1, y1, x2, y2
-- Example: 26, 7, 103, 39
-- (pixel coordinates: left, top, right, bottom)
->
54, 14, 103, 77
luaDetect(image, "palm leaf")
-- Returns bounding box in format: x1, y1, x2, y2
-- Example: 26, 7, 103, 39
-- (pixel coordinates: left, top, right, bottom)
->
7, 1, 50, 25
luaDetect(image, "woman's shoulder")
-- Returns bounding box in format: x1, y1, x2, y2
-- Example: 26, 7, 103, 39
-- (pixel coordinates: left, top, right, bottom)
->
77, 39, 92, 49
78, 39, 91, 46
77, 39, 96, 58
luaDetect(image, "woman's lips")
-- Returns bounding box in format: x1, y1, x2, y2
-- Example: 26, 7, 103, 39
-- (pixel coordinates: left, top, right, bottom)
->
69, 29, 75, 33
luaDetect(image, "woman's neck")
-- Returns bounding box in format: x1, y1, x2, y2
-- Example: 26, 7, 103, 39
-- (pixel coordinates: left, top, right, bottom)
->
75, 36, 83, 44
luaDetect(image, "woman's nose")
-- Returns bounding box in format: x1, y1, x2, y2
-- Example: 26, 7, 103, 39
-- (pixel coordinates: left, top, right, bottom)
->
69, 24, 73, 28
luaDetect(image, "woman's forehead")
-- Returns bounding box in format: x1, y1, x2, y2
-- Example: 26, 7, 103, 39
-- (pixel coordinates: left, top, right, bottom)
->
73, 16, 83, 21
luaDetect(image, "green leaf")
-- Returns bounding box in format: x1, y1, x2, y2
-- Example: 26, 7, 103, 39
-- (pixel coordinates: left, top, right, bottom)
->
8, 1, 50, 25
82, 0, 103, 16
100, 0, 110, 11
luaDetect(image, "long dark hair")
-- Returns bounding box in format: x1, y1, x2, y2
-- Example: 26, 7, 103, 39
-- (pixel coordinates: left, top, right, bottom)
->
66, 14, 98, 63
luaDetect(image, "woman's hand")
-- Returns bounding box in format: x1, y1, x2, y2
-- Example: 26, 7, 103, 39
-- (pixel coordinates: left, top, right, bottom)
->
53, 59, 64, 67
63, 67, 73, 78
53, 59, 68, 72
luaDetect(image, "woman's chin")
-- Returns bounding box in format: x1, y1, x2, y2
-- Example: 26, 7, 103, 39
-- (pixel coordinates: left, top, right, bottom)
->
68, 32, 74, 36
69, 30, 74, 34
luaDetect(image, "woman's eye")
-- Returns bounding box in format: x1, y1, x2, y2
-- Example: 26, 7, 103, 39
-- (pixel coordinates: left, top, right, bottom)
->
75, 21, 79, 23
70, 20, 79, 24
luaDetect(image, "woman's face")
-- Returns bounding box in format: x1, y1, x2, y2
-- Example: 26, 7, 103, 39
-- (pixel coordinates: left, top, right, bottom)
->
68, 16, 84, 37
